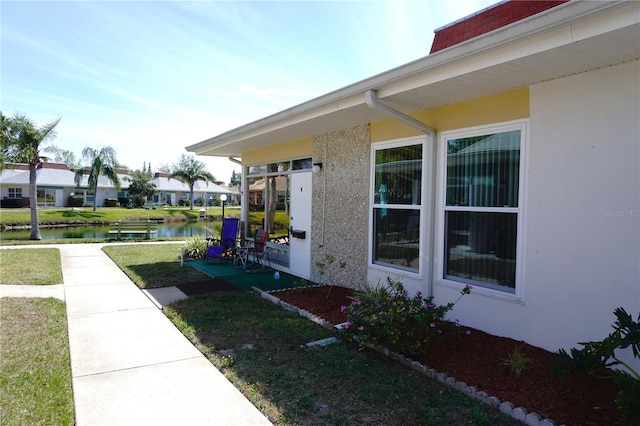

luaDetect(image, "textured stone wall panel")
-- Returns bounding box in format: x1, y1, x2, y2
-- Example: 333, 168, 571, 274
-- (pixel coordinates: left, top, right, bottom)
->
311, 124, 370, 289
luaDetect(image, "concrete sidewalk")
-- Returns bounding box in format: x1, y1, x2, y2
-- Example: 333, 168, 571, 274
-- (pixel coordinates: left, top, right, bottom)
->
2, 244, 272, 426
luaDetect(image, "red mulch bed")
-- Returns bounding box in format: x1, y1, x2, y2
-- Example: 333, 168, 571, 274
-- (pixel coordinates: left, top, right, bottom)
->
273, 285, 623, 426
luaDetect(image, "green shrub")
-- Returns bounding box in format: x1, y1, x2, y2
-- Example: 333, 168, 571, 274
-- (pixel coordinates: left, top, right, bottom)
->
103, 198, 118, 207
341, 278, 471, 354
68, 196, 83, 207
181, 234, 208, 259
552, 307, 639, 425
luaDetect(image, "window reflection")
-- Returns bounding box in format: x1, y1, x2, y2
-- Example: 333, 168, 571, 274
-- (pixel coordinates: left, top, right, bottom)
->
373, 208, 420, 271
371, 141, 423, 273
443, 127, 522, 292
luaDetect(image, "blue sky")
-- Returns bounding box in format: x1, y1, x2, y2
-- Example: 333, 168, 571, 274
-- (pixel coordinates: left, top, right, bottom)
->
1, 0, 496, 182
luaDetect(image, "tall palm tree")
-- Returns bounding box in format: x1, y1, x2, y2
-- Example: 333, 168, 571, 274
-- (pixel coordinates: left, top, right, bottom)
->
1, 113, 60, 240
169, 154, 215, 210
74, 146, 121, 212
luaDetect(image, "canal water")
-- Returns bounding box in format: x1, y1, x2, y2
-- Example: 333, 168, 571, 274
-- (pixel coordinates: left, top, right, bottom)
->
0, 221, 215, 240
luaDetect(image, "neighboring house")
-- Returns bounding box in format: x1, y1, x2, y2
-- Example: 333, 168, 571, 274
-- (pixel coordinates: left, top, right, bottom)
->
0, 163, 231, 207
148, 173, 232, 206
187, 0, 640, 370
215, 181, 241, 206
0, 162, 130, 207
248, 175, 288, 210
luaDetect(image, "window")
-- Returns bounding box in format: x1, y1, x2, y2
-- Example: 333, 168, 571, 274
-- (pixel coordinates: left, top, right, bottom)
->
8, 188, 22, 199
37, 188, 56, 207
245, 157, 312, 266
84, 189, 95, 204
441, 122, 525, 293
371, 139, 424, 273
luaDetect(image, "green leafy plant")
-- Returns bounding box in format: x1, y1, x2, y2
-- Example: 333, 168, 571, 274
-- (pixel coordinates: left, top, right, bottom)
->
181, 234, 208, 259
552, 307, 639, 425
500, 345, 530, 377
341, 278, 471, 354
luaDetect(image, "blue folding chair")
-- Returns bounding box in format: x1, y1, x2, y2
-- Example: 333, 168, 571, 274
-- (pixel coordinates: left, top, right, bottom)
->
204, 217, 239, 264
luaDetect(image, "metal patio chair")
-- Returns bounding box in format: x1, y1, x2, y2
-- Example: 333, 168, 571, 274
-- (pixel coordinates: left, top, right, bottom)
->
235, 229, 270, 271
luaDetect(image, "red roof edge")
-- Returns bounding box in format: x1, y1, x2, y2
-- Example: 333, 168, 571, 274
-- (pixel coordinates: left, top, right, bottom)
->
37, 162, 70, 170
430, 0, 570, 54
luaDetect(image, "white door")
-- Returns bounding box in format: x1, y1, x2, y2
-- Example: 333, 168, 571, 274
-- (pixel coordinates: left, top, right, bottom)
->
55, 189, 64, 207
289, 172, 312, 279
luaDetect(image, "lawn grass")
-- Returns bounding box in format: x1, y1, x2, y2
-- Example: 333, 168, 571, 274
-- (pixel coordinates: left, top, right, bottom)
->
102, 243, 208, 288
0, 248, 63, 284
0, 298, 74, 425
102, 244, 517, 424
166, 292, 519, 426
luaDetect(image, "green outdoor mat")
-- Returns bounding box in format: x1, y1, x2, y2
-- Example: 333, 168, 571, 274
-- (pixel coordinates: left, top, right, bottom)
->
187, 260, 305, 291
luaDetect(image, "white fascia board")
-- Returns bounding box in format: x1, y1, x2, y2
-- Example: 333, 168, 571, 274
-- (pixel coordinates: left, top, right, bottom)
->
378, 1, 639, 98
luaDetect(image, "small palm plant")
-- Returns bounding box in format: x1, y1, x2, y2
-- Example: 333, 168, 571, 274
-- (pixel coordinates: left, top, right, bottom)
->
501, 345, 530, 377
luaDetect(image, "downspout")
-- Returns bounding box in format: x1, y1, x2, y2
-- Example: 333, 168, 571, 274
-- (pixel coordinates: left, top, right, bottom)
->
365, 89, 437, 296
228, 156, 241, 165
365, 90, 435, 138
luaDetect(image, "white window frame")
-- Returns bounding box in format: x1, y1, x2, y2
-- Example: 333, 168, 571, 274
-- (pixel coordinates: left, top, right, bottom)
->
368, 136, 429, 277
37, 188, 57, 207
8, 188, 22, 199
435, 120, 528, 302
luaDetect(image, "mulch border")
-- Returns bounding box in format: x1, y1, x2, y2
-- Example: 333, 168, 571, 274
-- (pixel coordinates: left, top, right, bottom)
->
254, 286, 562, 426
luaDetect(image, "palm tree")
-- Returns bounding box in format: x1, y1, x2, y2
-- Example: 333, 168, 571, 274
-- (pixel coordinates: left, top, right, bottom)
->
124, 169, 157, 207
1, 113, 60, 239
169, 154, 215, 210
74, 146, 121, 212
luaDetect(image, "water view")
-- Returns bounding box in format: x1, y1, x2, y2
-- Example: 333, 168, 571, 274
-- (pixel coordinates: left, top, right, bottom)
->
0, 220, 214, 240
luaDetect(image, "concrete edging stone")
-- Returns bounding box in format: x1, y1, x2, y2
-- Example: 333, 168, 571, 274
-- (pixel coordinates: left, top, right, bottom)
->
256, 286, 565, 426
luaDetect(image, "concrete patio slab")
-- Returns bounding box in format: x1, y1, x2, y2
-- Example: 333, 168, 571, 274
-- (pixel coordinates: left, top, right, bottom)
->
143, 286, 188, 308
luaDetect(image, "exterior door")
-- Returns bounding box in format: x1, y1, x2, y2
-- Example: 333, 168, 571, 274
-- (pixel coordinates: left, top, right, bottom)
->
55, 189, 64, 207
289, 172, 312, 279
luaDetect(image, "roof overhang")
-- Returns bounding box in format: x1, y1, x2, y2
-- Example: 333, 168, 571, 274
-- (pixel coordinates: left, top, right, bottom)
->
187, 0, 639, 158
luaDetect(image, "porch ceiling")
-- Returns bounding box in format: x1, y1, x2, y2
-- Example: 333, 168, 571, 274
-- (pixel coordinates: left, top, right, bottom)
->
187, 1, 639, 158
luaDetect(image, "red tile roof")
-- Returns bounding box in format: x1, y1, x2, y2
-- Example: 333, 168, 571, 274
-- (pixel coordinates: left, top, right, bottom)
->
430, 0, 570, 54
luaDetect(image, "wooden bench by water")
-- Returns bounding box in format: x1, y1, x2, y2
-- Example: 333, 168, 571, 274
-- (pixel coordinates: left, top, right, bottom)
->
108, 220, 158, 240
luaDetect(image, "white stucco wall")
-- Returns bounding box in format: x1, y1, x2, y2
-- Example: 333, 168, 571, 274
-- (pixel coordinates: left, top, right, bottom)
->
526, 60, 639, 356
435, 61, 639, 367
